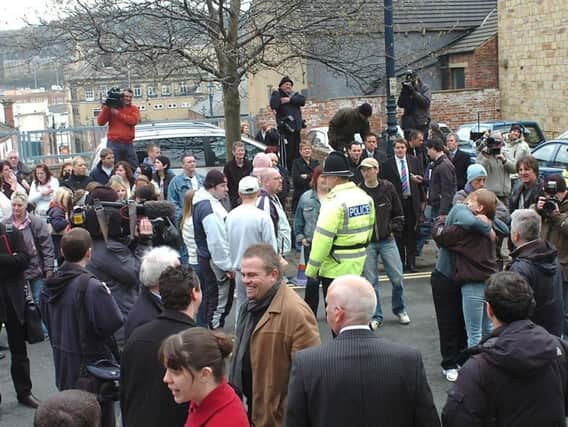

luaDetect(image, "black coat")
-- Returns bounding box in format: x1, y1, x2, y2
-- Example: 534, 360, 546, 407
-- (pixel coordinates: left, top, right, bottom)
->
62, 173, 94, 192
255, 128, 280, 146
397, 81, 432, 131
443, 320, 568, 427
124, 286, 163, 341
509, 179, 544, 212
428, 154, 457, 216
361, 149, 388, 165
381, 155, 424, 219
450, 149, 472, 191
120, 310, 196, 427
223, 159, 253, 209
287, 329, 440, 427
291, 157, 319, 208
508, 239, 564, 336
270, 89, 305, 133
89, 161, 112, 185
0, 224, 30, 324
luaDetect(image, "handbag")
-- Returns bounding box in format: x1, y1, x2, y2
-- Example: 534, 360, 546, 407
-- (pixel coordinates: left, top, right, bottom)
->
75, 274, 121, 402
1, 230, 44, 344
23, 282, 45, 344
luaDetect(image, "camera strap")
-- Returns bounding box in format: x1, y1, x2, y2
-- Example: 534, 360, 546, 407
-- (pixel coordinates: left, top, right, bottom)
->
93, 200, 109, 243
128, 200, 137, 240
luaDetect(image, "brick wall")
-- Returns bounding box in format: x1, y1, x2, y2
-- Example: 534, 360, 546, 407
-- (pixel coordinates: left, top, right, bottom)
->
254, 88, 501, 135
449, 37, 499, 90
499, 0, 568, 139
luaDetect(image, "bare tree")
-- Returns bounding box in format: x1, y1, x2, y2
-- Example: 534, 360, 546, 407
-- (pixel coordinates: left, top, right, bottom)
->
17, 0, 383, 151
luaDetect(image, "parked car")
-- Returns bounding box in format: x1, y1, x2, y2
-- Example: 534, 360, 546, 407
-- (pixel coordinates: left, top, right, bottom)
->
556, 129, 568, 140
457, 120, 546, 152
90, 121, 266, 175
531, 139, 568, 178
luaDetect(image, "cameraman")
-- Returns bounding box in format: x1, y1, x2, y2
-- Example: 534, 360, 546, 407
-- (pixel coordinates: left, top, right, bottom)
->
97, 89, 140, 171
476, 135, 516, 204
84, 187, 153, 348
397, 70, 432, 140
535, 176, 568, 335
270, 76, 306, 170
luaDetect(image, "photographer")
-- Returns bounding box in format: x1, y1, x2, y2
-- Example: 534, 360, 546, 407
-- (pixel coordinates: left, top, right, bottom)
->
270, 76, 306, 170
476, 135, 516, 203
397, 70, 432, 140
84, 187, 153, 348
97, 88, 140, 171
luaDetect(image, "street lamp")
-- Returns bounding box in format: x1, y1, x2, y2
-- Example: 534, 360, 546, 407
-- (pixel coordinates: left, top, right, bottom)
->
207, 82, 214, 117
384, 0, 397, 158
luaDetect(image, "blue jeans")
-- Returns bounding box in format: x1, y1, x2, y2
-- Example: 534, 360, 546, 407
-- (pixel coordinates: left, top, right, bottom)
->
461, 282, 492, 347
107, 140, 138, 171
29, 277, 48, 336
416, 205, 435, 256
363, 239, 406, 321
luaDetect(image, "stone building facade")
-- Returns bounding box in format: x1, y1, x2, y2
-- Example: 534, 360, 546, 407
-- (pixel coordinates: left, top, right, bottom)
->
499, 0, 568, 139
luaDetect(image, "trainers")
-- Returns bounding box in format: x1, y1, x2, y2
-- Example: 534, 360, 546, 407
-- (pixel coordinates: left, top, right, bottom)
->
396, 312, 410, 325
370, 320, 383, 330
442, 368, 459, 382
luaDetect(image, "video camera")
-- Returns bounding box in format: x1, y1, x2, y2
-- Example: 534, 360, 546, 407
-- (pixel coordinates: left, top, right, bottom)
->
402, 70, 416, 88
475, 135, 502, 156
104, 87, 124, 109
542, 181, 560, 215
70, 199, 180, 248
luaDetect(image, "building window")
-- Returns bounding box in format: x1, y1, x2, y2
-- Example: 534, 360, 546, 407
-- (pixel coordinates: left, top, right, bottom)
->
451, 68, 465, 89
181, 102, 191, 108
99, 86, 108, 99
153, 104, 164, 110
139, 104, 146, 111
133, 87, 142, 97
162, 84, 171, 96
167, 103, 177, 109
84, 87, 94, 101
179, 82, 187, 95
147, 86, 156, 97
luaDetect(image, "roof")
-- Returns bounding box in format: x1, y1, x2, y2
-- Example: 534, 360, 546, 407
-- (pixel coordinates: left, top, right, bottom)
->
444, 8, 498, 54
393, 0, 498, 31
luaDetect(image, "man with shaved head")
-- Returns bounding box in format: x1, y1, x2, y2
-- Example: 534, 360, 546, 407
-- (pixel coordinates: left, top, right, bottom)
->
286, 275, 440, 427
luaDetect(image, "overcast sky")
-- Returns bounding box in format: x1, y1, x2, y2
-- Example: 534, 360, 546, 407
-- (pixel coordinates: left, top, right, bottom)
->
1, 1, 53, 30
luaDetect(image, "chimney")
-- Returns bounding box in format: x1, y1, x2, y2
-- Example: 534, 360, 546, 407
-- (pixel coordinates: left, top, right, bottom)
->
1, 99, 15, 128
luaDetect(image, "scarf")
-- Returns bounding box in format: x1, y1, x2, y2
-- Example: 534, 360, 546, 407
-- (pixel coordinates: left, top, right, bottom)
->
230, 282, 281, 392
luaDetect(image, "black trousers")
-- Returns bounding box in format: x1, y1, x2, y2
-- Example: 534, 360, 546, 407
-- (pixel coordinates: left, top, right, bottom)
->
396, 197, 417, 267
283, 130, 301, 172
2, 294, 32, 398
430, 269, 467, 370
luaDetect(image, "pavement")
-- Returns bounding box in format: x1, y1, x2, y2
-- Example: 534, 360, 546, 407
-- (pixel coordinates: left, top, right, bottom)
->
0, 241, 451, 426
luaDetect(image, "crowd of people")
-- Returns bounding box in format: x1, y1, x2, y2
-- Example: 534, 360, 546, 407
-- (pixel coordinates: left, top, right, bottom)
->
0, 77, 568, 427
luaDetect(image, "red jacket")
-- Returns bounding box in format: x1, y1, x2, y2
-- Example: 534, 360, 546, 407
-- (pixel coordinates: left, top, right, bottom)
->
185, 379, 248, 427
97, 104, 139, 143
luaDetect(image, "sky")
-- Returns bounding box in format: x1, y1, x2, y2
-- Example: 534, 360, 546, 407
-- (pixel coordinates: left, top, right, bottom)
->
1, 1, 53, 30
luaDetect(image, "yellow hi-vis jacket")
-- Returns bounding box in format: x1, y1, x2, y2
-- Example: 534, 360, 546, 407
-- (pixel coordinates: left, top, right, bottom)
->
306, 181, 375, 279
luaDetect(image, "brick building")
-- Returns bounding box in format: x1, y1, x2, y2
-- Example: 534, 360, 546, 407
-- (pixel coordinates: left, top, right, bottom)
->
499, 0, 568, 139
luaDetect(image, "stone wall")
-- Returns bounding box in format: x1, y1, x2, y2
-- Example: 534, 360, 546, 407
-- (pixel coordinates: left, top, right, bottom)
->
499, 0, 568, 139
254, 88, 501, 135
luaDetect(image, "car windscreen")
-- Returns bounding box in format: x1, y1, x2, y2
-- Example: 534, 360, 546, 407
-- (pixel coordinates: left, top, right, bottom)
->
457, 125, 490, 143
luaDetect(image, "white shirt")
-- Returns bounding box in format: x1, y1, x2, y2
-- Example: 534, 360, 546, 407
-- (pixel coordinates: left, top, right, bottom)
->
340, 324, 371, 334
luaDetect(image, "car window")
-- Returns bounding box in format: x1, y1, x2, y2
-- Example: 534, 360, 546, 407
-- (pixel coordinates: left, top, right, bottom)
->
457, 125, 490, 142
532, 143, 558, 168
308, 131, 323, 146
134, 137, 206, 168
523, 125, 542, 146
553, 145, 568, 168
207, 136, 264, 166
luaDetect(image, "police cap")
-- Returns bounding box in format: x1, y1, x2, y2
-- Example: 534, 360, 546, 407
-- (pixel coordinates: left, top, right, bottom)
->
322, 151, 353, 177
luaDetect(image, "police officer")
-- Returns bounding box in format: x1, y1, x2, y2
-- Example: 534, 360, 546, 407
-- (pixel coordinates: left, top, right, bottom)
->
306, 151, 375, 301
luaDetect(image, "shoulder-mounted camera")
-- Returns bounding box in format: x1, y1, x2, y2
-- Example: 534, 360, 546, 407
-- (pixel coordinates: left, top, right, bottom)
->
104, 88, 124, 109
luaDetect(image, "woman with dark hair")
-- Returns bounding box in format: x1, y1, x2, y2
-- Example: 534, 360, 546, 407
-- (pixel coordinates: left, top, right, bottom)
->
29, 164, 59, 218
293, 165, 329, 315
152, 155, 175, 200
47, 187, 73, 265
112, 161, 135, 187
509, 155, 543, 212
57, 161, 73, 185
1, 160, 25, 199
160, 328, 248, 427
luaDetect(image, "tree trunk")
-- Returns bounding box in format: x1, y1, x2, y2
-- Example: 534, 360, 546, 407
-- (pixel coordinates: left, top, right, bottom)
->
222, 79, 241, 160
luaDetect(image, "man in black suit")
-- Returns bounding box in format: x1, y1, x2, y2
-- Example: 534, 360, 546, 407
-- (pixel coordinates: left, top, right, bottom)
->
361, 132, 388, 165
120, 265, 201, 427
382, 137, 425, 272
446, 133, 471, 191
124, 246, 181, 340
286, 275, 440, 427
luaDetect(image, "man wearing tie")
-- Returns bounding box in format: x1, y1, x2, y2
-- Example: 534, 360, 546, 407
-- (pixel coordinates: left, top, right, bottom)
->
382, 137, 425, 272
446, 133, 471, 191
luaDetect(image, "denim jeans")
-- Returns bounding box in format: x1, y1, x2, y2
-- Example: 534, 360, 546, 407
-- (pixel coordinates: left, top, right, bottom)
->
461, 282, 492, 347
107, 140, 138, 171
30, 277, 48, 336
363, 238, 406, 321
416, 205, 435, 256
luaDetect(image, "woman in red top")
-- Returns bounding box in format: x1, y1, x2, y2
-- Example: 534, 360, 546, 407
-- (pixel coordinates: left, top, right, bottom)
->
160, 328, 249, 427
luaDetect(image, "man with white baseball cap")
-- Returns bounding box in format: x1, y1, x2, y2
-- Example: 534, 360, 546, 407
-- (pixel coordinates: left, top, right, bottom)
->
226, 176, 278, 321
